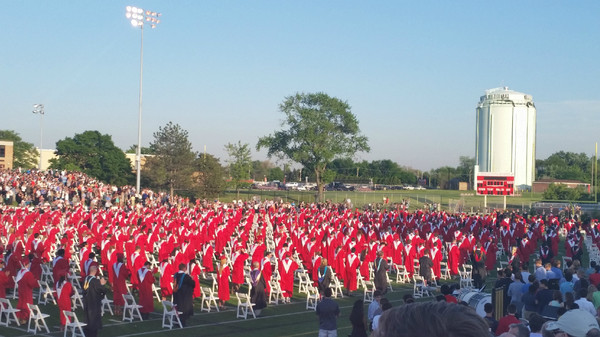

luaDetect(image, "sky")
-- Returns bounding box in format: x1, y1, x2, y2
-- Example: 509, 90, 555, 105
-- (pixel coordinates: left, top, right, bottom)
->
2, 1, 599, 171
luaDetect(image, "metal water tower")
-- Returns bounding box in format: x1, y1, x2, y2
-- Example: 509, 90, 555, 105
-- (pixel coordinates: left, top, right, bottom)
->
474, 87, 537, 191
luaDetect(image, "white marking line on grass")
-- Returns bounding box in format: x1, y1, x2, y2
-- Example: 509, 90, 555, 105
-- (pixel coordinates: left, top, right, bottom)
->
116, 298, 408, 337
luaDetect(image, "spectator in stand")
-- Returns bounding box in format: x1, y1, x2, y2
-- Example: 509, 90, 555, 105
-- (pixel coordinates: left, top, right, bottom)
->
586, 261, 597, 277
591, 285, 600, 311
574, 269, 590, 295
496, 304, 521, 336
575, 288, 597, 316
549, 260, 563, 289
527, 313, 544, 337
508, 272, 525, 311
564, 291, 578, 310
483, 302, 499, 334
548, 290, 564, 308
589, 265, 600, 287
535, 280, 554, 314
508, 323, 530, 337
560, 271, 575, 298
522, 281, 540, 320
367, 290, 382, 331
441, 284, 458, 303
534, 259, 546, 283
371, 298, 391, 332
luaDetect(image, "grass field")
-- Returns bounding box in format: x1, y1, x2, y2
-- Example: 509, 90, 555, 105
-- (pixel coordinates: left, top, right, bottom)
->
221, 189, 545, 213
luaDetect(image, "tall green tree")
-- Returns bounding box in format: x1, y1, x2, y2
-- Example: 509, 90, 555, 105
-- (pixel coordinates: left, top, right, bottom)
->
143, 122, 196, 197
193, 153, 226, 199
225, 141, 253, 198
257, 92, 370, 201
0, 130, 39, 169
125, 144, 155, 155
49, 131, 133, 185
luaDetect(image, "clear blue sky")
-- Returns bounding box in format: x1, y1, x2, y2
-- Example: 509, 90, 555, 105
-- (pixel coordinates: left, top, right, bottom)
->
2, 1, 599, 171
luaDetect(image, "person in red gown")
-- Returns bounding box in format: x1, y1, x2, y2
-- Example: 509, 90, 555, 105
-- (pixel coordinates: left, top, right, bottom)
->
16, 257, 37, 324
159, 257, 174, 300
112, 253, 129, 316
56, 276, 73, 329
189, 259, 202, 299
231, 248, 249, 293
137, 261, 155, 320
448, 239, 460, 275
52, 249, 70, 286
345, 247, 360, 294
217, 256, 230, 309
278, 252, 298, 302
0, 260, 10, 300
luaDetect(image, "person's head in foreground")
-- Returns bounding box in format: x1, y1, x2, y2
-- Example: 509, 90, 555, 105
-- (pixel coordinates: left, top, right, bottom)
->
371, 301, 489, 337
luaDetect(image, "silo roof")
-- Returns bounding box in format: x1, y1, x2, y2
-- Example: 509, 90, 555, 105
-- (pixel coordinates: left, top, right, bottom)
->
479, 87, 534, 106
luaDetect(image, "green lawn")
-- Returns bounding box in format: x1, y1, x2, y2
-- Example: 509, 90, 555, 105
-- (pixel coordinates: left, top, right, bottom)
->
220, 189, 544, 213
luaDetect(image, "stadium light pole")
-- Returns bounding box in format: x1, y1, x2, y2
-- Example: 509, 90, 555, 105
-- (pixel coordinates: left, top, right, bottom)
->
125, 5, 161, 194
32, 104, 44, 170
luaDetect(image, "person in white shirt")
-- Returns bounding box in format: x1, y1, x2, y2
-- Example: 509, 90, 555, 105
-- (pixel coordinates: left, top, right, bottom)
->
574, 288, 597, 317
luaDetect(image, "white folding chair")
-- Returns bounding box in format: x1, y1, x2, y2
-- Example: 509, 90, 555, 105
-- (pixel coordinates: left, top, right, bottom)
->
0, 298, 21, 326
41, 264, 54, 284
101, 295, 114, 316
394, 264, 410, 283
37, 280, 57, 305
235, 292, 256, 319
363, 280, 375, 303
459, 265, 474, 289
297, 271, 310, 294
161, 301, 183, 329
27, 303, 50, 334
330, 272, 344, 298
63, 310, 86, 337
11, 276, 18, 299
269, 280, 285, 305
122, 294, 144, 322
440, 262, 450, 280
306, 285, 319, 311
153, 283, 162, 302
200, 287, 220, 313
71, 286, 84, 310
413, 275, 431, 298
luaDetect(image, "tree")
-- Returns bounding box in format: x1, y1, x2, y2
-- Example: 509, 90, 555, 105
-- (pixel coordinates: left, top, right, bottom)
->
125, 144, 155, 155
225, 141, 253, 198
268, 167, 284, 182
193, 153, 226, 199
143, 122, 196, 197
257, 92, 370, 201
0, 130, 39, 169
49, 131, 134, 185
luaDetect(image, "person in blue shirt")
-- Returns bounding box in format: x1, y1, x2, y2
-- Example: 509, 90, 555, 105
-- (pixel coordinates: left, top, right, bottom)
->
559, 270, 574, 297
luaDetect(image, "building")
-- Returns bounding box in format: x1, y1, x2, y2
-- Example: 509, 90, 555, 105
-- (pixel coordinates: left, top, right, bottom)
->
474, 87, 536, 191
0, 141, 14, 169
532, 179, 591, 194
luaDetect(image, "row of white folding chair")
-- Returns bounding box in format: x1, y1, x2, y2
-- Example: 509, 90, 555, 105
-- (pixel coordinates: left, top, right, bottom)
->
201, 287, 220, 312
306, 285, 319, 311
269, 279, 285, 305
38, 280, 56, 305
330, 271, 344, 298
27, 303, 50, 334
0, 297, 20, 327
161, 300, 183, 329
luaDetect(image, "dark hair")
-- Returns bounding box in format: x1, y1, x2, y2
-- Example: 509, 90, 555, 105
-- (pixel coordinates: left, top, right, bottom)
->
324, 287, 333, 298
507, 303, 517, 314
349, 299, 364, 325
528, 313, 545, 333
372, 302, 489, 337
565, 270, 573, 282
484, 303, 493, 314
441, 284, 451, 295
509, 323, 530, 337
436, 295, 446, 302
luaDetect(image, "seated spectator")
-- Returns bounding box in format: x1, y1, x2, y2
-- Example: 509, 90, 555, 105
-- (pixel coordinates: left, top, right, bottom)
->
575, 288, 597, 316
535, 280, 554, 313
371, 301, 489, 337
560, 271, 575, 298
371, 298, 391, 331
509, 322, 530, 337
522, 281, 539, 320
549, 290, 564, 307
496, 304, 521, 336
528, 313, 545, 337
590, 265, 600, 287
441, 284, 458, 304
546, 308, 600, 337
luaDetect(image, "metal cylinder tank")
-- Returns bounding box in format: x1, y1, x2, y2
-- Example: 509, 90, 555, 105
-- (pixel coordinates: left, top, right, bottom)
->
475, 87, 536, 191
